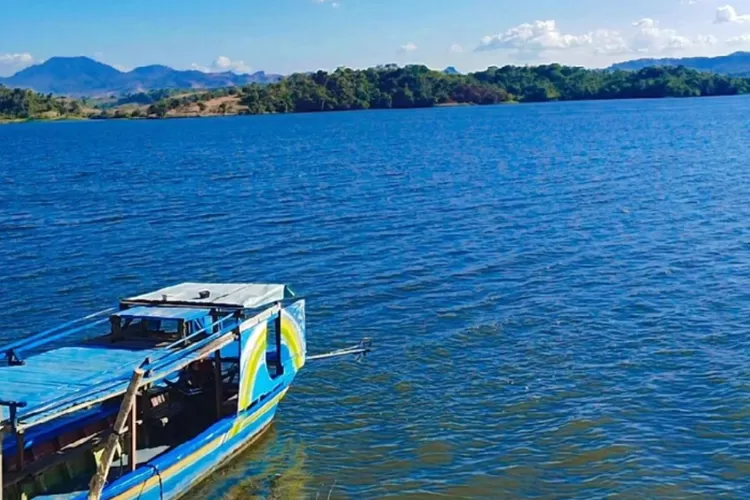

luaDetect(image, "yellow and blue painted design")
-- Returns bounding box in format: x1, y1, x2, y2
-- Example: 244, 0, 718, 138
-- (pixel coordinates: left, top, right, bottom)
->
237, 320, 271, 413
280, 300, 306, 371
237, 300, 306, 413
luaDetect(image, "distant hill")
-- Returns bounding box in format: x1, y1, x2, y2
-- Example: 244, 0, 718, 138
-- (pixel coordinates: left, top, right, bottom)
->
443, 66, 461, 75
0, 56, 283, 96
609, 51, 750, 76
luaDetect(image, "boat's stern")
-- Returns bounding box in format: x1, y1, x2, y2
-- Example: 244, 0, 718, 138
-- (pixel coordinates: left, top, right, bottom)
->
236, 299, 306, 413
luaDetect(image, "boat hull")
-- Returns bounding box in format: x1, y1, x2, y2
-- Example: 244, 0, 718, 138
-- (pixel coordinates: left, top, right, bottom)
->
87, 387, 288, 500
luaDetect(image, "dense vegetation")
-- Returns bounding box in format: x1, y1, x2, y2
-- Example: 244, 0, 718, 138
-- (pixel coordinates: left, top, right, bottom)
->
112, 89, 180, 107
0, 85, 85, 120
236, 65, 508, 113
478, 64, 750, 100
4, 64, 750, 121
148, 64, 750, 117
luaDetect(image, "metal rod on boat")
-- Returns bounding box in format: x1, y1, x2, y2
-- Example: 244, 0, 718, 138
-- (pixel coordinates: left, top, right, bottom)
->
307, 338, 373, 362
146, 320, 238, 373
162, 311, 236, 351
22, 320, 235, 427
150, 305, 280, 370
20, 331, 236, 431
18, 306, 278, 432
15, 317, 111, 357
0, 307, 115, 353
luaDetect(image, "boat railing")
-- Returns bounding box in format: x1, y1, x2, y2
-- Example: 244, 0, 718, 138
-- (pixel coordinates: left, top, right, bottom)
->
157, 310, 239, 358
1, 308, 115, 366
0, 309, 239, 428
9, 320, 233, 430
144, 304, 281, 378
1, 304, 281, 432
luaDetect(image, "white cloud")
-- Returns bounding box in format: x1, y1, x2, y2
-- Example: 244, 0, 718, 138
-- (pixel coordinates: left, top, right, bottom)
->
191, 56, 252, 74
633, 18, 656, 29
314, 0, 340, 7
627, 18, 716, 53
591, 30, 630, 56
695, 34, 719, 46
727, 34, 750, 44
399, 42, 418, 53
190, 63, 210, 72
0, 53, 34, 66
212, 55, 252, 73
475, 20, 592, 53
475, 18, 717, 60
450, 43, 464, 53
715, 5, 750, 24
0, 53, 35, 76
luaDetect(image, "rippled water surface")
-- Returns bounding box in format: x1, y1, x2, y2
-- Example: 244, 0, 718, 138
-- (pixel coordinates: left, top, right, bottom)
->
3, 98, 750, 499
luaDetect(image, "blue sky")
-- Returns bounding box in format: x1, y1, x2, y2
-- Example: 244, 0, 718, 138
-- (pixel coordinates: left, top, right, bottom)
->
3, 0, 750, 76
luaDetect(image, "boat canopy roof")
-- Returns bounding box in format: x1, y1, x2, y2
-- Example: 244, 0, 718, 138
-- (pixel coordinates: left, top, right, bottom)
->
0, 345, 162, 425
0, 296, 284, 431
113, 306, 209, 322
122, 283, 292, 309
0, 282, 295, 430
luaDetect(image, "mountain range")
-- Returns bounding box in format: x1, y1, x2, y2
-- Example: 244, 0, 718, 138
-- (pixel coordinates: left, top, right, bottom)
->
608, 51, 750, 76
5, 52, 750, 97
0, 56, 282, 96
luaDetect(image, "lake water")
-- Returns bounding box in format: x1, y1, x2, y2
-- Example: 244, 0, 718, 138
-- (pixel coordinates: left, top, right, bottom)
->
3, 97, 750, 499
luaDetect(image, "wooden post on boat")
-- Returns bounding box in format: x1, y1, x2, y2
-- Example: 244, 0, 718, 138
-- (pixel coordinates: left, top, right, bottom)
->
129, 397, 137, 473
15, 431, 24, 473
214, 351, 222, 420
88, 369, 144, 500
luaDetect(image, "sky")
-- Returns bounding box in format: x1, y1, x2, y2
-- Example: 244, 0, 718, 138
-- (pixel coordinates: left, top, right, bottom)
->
3, 0, 750, 76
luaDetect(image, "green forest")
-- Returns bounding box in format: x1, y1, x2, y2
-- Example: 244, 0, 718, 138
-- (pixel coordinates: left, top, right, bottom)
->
235, 64, 750, 113
0, 86, 85, 120
3, 64, 750, 121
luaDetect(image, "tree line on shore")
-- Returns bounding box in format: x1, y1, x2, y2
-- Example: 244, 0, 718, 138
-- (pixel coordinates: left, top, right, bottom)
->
0, 87, 83, 120
3, 64, 750, 120
235, 64, 750, 114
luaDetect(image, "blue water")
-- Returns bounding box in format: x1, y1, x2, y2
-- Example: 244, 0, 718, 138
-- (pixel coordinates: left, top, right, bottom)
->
3, 97, 750, 499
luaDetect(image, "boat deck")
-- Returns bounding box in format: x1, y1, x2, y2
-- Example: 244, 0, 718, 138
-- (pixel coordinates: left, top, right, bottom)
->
0, 345, 162, 424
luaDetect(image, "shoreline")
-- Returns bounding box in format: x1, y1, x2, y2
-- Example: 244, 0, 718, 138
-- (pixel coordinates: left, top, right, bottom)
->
0, 115, 89, 125
5, 62, 750, 125
1, 93, 746, 125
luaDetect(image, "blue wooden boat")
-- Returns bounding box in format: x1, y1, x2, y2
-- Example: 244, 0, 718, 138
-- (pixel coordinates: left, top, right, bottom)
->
0, 283, 318, 500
